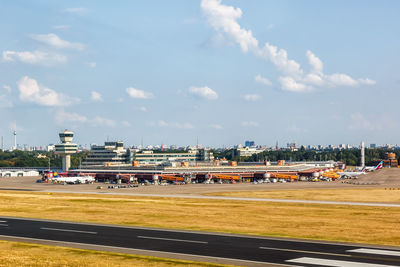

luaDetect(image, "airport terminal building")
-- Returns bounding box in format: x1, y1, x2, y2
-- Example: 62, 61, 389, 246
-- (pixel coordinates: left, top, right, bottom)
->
82, 141, 134, 167
82, 141, 214, 167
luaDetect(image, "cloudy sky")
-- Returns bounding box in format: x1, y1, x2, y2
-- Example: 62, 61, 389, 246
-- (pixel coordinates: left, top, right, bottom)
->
1, 0, 399, 148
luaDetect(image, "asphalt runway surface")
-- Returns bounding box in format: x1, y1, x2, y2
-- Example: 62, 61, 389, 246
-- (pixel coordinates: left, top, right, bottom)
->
1, 217, 400, 266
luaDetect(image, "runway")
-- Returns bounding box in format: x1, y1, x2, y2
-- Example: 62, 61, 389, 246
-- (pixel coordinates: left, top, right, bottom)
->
1, 217, 400, 266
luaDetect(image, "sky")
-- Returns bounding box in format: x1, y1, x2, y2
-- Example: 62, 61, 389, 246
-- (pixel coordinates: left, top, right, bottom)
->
0, 0, 399, 148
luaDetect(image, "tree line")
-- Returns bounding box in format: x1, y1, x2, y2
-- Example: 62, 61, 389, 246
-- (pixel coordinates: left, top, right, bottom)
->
0, 150, 88, 168
214, 148, 400, 166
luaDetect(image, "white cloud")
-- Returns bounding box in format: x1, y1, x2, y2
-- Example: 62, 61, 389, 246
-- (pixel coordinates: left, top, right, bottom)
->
260, 42, 303, 78
279, 76, 313, 93
201, 0, 258, 53
2, 50, 67, 66
189, 86, 218, 100
30, 33, 84, 50
303, 73, 324, 86
209, 124, 223, 130
201, 0, 375, 92
52, 25, 70, 30
358, 78, 376, 85
242, 94, 260, 101
64, 7, 89, 14
126, 87, 154, 99
306, 50, 323, 75
90, 91, 102, 102
54, 109, 119, 128
55, 109, 88, 125
91, 116, 116, 127
241, 121, 259, 127
254, 74, 272, 86
325, 73, 358, 87
17, 76, 78, 107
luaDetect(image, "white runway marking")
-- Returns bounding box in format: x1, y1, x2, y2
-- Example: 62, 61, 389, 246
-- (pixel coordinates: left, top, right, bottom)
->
137, 235, 208, 244
348, 248, 400, 257
286, 257, 399, 267
0, 224, 8, 227
0, 220, 7, 223
259, 246, 349, 257
40, 227, 97, 234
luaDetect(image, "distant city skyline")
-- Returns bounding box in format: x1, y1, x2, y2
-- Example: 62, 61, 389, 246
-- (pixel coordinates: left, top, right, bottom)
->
3, 135, 398, 153
1, 0, 399, 147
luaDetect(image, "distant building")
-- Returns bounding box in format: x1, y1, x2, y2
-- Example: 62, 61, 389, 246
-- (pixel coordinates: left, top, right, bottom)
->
370, 144, 377, 149
287, 142, 298, 151
234, 147, 264, 157
0, 170, 39, 177
82, 141, 133, 167
47, 144, 55, 152
234, 144, 243, 149
384, 144, 395, 149
245, 140, 255, 147
133, 149, 214, 164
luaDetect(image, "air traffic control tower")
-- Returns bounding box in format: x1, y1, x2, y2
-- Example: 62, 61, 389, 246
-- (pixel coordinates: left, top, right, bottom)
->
55, 130, 78, 172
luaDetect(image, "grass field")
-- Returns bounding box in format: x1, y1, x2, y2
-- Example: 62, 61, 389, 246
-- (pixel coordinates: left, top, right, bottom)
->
0, 240, 231, 267
1, 191, 400, 246
206, 188, 400, 203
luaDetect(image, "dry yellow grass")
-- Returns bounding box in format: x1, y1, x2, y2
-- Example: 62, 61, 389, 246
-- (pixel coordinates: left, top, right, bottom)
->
0, 240, 231, 267
0, 191, 400, 246
206, 188, 400, 203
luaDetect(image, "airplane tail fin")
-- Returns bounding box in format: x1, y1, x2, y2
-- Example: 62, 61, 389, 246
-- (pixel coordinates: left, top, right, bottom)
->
375, 161, 383, 170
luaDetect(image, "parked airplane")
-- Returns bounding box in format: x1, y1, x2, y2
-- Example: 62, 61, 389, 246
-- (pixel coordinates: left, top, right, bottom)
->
52, 176, 95, 184
363, 161, 383, 172
339, 169, 367, 179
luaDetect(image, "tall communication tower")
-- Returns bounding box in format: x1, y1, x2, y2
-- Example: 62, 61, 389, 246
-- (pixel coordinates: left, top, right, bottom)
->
13, 130, 17, 150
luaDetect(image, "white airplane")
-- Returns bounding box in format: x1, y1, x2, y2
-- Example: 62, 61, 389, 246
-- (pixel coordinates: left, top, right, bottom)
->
363, 161, 383, 172
52, 176, 95, 184
339, 169, 367, 179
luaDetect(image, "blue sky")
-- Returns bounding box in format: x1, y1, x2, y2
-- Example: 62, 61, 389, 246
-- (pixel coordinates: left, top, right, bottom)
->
0, 0, 399, 148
